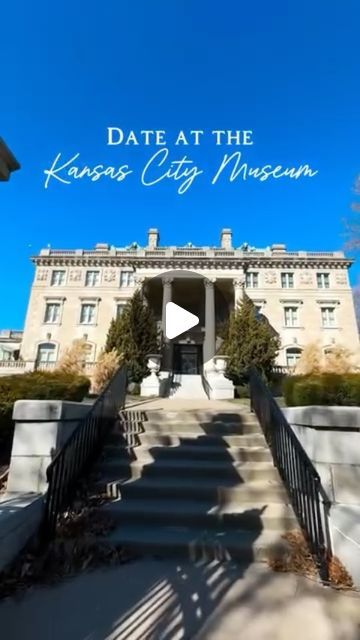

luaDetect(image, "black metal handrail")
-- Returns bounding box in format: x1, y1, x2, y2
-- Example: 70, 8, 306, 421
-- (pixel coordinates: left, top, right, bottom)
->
249, 368, 331, 580
201, 370, 211, 399
43, 365, 127, 539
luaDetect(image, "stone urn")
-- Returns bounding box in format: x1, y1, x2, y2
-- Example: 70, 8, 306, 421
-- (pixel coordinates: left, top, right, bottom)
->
146, 354, 161, 375
213, 355, 229, 376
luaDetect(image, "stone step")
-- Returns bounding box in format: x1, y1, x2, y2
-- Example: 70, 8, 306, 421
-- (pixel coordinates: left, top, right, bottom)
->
117, 421, 262, 436
136, 410, 255, 424
103, 477, 288, 504
108, 432, 267, 448
168, 374, 208, 400
102, 499, 297, 531
104, 525, 290, 562
104, 443, 272, 463
99, 458, 279, 482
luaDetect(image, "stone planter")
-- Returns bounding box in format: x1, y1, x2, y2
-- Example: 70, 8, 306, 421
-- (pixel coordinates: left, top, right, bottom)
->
206, 355, 234, 400
213, 355, 229, 375
140, 354, 162, 397
146, 354, 161, 374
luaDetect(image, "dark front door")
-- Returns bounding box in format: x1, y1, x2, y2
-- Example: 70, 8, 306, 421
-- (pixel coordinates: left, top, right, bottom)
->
173, 344, 202, 374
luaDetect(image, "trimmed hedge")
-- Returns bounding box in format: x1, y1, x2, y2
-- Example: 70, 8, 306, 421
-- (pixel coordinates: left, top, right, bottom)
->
0, 371, 90, 458
235, 384, 250, 399
235, 371, 287, 400
283, 373, 360, 407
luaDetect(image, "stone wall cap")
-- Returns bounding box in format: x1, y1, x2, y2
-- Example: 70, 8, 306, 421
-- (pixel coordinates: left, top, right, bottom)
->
13, 399, 90, 422
283, 406, 360, 429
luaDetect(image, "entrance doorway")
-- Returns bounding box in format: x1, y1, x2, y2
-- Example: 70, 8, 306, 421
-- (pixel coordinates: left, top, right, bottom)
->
173, 344, 202, 374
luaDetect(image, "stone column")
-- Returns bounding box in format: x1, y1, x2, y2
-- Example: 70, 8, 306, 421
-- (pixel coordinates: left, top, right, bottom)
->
233, 277, 245, 307
162, 276, 173, 370
135, 275, 147, 304
204, 278, 216, 370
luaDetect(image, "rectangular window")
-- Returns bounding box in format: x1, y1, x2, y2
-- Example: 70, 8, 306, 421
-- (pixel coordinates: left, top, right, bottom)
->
44, 303, 60, 323
317, 273, 330, 289
80, 303, 96, 324
245, 272, 258, 288
281, 272, 294, 289
120, 271, 135, 287
284, 306, 298, 327
116, 304, 125, 319
85, 271, 100, 287
51, 270, 66, 286
321, 307, 336, 327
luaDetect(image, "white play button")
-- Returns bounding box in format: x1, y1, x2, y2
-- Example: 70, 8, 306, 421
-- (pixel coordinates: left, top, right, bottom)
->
165, 302, 199, 340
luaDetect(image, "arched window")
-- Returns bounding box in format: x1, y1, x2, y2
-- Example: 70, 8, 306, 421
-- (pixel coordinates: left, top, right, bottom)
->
286, 347, 302, 368
36, 342, 56, 365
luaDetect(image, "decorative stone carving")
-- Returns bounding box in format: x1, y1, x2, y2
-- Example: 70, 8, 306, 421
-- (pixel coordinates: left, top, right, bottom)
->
103, 269, 117, 283
335, 272, 347, 285
264, 271, 277, 285
300, 271, 313, 285
36, 269, 48, 282
69, 269, 82, 282
233, 277, 245, 288
146, 354, 161, 374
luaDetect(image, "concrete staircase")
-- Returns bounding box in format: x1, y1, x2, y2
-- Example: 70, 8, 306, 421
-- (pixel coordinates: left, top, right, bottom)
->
95, 407, 297, 561
169, 374, 208, 399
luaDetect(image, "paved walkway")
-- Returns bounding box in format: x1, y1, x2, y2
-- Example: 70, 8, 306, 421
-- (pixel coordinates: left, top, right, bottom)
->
0, 559, 359, 640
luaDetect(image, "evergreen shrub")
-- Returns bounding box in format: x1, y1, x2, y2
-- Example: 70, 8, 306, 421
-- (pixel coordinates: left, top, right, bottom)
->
283, 373, 360, 407
105, 290, 158, 383
0, 371, 90, 457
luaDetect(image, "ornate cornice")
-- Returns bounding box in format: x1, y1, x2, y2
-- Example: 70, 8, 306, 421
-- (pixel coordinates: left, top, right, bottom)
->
32, 254, 352, 270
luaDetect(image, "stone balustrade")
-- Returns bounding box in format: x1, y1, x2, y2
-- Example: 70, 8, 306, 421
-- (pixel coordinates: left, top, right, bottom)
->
0, 361, 97, 377
39, 246, 344, 260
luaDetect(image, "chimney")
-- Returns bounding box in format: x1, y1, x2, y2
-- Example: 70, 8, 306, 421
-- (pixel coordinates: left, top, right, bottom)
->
94, 243, 109, 251
220, 228, 232, 249
147, 228, 159, 249
271, 243, 286, 253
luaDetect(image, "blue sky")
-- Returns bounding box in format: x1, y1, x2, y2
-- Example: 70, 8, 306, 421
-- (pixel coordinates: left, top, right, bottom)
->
1, 1, 360, 328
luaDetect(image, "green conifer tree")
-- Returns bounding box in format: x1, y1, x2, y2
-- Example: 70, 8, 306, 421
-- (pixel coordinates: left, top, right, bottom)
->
105, 289, 158, 382
222, 295, 280, 382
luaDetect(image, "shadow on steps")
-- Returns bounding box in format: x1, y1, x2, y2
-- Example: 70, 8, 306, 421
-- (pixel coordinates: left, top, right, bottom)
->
94, 409, 293, 564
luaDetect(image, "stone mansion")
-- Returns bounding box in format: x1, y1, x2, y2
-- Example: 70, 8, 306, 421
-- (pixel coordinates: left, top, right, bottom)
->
18, 227, 359, 374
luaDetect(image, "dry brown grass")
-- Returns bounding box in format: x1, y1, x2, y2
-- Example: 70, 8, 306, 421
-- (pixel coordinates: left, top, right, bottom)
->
294, 343, 323, 375
268, 529, 354, 590
323, 345, 355, 374
328, 555, 354, 589
269, 530, 317, 576
56, 338, 88, 376
0, 479, 135, 600
92, 349, 121, 393
295, 343, 359, 376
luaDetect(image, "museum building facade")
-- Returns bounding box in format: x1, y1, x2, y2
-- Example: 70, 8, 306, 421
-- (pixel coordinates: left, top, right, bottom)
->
19, 228, 359, 373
